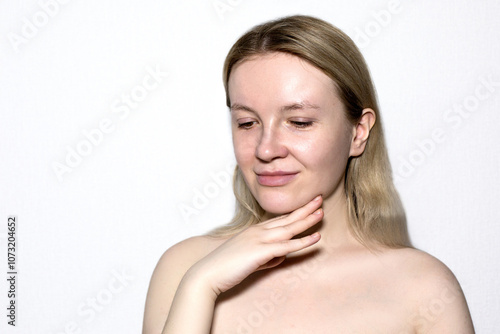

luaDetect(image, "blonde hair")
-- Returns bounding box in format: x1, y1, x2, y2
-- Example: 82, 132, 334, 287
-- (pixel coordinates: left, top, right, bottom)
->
209, 15, 410, 248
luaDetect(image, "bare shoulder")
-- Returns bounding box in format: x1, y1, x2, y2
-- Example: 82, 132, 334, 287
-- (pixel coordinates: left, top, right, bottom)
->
155, 235, 225, 272
382, 247, 475, 333
385, 247, 458, 282
142, 235, 226, 334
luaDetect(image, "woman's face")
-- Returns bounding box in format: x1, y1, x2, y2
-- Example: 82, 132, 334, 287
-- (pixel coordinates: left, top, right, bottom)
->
228, 52, 355, 215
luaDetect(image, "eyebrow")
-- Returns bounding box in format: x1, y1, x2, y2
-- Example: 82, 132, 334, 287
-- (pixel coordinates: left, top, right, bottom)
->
230, 103, 255, 113
280, 101, 320, 112
230, 101, 320, 113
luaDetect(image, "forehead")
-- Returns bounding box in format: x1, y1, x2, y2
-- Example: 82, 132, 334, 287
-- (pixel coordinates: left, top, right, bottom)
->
228, 52, 341, 110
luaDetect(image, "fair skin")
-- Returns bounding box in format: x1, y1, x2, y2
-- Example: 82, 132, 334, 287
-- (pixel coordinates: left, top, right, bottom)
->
143, 53, 474, 333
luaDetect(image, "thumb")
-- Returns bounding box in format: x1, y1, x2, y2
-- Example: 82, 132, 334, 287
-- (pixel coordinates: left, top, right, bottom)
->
256, 256, 286, 271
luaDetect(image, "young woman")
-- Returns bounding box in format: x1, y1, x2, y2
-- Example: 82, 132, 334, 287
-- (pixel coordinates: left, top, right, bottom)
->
143, 15, 474, 333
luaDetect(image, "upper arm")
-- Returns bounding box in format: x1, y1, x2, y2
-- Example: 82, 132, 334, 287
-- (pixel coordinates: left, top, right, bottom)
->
410, 254, 474, 333
142, 237, 211, 334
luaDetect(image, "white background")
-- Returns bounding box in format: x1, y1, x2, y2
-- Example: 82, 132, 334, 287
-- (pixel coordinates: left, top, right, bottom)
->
1, 0, 499, 333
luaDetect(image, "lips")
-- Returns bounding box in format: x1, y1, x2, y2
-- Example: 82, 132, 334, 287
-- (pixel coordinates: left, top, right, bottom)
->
256, 171, 299, 186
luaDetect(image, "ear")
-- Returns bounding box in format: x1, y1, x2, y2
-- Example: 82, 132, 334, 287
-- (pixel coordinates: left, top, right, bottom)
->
349, 108, 376, 157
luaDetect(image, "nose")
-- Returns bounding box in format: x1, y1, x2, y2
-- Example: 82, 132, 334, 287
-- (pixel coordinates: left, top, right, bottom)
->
255, 125, 289, 162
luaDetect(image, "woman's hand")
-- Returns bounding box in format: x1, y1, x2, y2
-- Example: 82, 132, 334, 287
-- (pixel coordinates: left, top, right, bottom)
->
160, 195, 323, 334
186, 195, 324, 297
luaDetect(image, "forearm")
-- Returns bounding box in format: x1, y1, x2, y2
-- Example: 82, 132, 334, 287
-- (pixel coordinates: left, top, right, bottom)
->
162, 269, 217, 334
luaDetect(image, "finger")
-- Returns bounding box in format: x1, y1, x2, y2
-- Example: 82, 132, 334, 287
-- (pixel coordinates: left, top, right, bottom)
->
256, 256, 286, 271
266, 208, 323, 241
270, 232, 321, 258
265, 195, 322, 228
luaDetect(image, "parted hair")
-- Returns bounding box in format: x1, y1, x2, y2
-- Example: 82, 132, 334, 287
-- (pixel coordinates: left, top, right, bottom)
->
209, 15, 410, 248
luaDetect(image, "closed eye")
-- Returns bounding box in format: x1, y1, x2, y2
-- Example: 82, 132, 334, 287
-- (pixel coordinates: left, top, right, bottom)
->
290, 120, 313, 128
237, 121, 257, 129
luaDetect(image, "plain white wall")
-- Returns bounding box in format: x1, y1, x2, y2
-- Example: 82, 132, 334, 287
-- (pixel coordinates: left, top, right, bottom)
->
1, 0, 499, 333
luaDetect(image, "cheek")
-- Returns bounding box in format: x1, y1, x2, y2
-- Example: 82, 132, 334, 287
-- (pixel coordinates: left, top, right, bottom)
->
232, 134, 255, 167
300, 132, 352, 178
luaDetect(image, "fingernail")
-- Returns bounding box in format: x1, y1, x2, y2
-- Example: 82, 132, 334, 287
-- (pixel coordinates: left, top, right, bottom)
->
311, 232, 320, 239
314, 208, 323, 215
314, 195, 322, 202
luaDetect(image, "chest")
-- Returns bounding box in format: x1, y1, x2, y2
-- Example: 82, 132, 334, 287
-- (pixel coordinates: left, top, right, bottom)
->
211, 264, 415, 333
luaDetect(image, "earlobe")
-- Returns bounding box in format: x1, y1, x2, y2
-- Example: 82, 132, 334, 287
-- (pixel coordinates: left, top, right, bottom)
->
349, 108, 376, 157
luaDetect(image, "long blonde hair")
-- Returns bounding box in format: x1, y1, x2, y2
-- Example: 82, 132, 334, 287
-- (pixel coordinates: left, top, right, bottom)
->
209, 15, 410, 248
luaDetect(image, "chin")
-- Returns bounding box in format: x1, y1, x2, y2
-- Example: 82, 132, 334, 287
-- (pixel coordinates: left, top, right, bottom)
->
255, 190, 309, 216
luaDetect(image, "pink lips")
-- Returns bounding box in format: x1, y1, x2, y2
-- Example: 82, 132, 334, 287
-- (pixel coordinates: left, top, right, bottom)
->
256, 171, 299, 186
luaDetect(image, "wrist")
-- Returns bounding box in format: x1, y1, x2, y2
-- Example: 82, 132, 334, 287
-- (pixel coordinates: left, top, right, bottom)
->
162, 264, 218, 334
180, 263, 219, 302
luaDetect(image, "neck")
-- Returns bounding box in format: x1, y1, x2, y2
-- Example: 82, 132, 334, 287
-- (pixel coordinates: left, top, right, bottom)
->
317, 186, 360, 248
290, 185, 363, 252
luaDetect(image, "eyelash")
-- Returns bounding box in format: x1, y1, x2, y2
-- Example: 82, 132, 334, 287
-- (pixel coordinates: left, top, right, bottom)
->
289, 120, 313, 128
237, 120, 314, 129
237, 121, 256, 129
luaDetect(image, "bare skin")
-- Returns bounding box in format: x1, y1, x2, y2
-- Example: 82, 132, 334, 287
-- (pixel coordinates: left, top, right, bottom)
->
143, 202, 473, 333
142, 53, 474, 333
